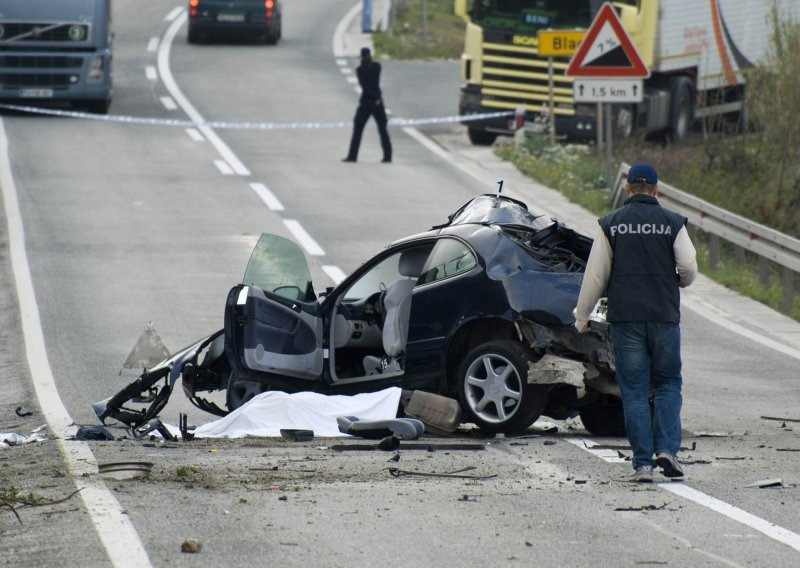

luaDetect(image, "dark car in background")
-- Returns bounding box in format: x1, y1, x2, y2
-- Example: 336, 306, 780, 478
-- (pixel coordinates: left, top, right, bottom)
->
188, 0, 282, 44
96, 195, 621, 435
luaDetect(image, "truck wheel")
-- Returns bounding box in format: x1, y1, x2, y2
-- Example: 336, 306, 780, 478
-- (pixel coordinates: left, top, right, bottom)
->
457, 340, 547, 434
614, 105, 636, 139
579, 394, 626, 437
668, 76, 693, 142
467, 128, 497, 146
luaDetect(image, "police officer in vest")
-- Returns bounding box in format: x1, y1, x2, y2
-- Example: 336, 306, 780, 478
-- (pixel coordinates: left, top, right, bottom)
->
575, 163, 698, 482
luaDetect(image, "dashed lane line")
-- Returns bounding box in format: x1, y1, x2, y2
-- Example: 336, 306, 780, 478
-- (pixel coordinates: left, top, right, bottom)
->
283, 220, 326, 256
250, 182, 284, 211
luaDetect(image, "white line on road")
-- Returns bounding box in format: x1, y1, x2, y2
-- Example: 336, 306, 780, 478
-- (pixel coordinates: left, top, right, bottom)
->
185, 128, 205, 142
214, 160, 234, 175
147, 37, 160, 52
346, 76, 358, 84
566, 437, 800, 553
158, 12, 251, 176
0, 120, 152, 567
159, 96, 177, 110
340, 67, 352, 75
660, 483, 800, 553
283, 220, 325, 256
250, 182, 284, 211
164, 6, 183, 21
322, 265, 348, 285
336, 58, 347, 66
145, 66, 157, 81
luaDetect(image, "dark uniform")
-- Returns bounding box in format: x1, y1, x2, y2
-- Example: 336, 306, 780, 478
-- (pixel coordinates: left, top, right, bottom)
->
344, 49, 392, 163
575, 163, 697, 481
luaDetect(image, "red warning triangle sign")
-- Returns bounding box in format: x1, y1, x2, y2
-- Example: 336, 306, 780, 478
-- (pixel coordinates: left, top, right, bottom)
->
566, 2, 649, 78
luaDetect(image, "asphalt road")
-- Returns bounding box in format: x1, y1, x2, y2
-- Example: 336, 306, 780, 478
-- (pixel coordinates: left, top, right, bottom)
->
1, 1, 799, 566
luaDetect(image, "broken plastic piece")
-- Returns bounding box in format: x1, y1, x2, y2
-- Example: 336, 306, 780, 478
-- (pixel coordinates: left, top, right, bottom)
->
336, 416, 424, 440
280, 429, 314, 442
744, 478, 785, 489
75, 425, 115, 441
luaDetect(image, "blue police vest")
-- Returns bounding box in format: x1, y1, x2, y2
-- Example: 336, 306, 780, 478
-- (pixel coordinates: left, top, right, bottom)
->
598, 193, 687, 322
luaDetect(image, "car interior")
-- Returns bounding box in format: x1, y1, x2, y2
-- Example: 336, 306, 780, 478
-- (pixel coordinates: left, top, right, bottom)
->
329, 245, 433, 383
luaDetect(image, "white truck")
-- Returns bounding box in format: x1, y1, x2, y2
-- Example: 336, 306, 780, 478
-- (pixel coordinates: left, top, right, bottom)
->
456, 0, 800, 144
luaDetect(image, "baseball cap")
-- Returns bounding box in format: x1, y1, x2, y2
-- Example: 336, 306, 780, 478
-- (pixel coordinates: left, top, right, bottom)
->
626, 163, 658, 185
360, 47, 371, 56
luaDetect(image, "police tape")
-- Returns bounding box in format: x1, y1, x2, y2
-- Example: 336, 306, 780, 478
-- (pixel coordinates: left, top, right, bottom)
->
0, 103, 512, 130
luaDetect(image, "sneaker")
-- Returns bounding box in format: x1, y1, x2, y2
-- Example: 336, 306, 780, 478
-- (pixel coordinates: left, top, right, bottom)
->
656, 453, 685, 478
629, 465, 654, 483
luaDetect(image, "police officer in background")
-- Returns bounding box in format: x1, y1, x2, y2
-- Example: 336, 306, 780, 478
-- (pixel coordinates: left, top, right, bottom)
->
575, 163, 698, 483
343, 47, 392, 163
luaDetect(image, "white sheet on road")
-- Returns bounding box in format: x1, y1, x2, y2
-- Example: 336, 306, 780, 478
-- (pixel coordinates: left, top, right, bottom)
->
192, 387, 403, 438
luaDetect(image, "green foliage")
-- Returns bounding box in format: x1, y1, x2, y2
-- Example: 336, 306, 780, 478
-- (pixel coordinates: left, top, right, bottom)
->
176, 465, 201, 477
373, 0, 465, 59
495, 134, 611, 216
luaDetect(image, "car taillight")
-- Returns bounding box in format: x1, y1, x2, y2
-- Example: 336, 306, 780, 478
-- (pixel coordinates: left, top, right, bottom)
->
265, 0, 274, 8
190, 0, 200, 6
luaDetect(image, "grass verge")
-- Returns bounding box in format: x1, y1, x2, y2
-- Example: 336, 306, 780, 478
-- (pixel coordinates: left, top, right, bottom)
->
497, 134, 800, 322
372, 0, 465, 60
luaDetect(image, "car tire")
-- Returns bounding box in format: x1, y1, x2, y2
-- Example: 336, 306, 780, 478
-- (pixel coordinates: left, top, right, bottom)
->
467, 128, 497, 146
579, 394, 626, 437
226, 371, 267, 411
457, 340, 547, 434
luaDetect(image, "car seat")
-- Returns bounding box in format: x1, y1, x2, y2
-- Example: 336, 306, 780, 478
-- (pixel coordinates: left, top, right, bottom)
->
363, 247, 429, 375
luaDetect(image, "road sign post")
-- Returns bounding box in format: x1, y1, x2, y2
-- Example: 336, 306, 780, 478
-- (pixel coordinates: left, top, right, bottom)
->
537, 29, 585, 145
565, 2, 650, 189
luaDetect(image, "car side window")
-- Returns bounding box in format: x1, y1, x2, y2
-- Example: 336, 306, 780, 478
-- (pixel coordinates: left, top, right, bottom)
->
344, 253, 402, 302
419, 239, 477, 285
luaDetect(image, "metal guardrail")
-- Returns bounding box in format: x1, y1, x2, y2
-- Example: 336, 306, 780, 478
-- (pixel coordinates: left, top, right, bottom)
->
612, 162, 800, 312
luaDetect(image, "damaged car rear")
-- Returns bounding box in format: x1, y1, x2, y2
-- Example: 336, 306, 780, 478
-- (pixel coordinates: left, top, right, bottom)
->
96, 194, 620, 435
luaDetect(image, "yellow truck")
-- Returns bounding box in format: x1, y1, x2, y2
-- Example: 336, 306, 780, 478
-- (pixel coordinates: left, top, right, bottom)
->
456, 0, 799, 145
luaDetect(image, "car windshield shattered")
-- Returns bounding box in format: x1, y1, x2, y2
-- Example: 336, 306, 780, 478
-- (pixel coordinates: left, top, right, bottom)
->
95, 194, 620, 437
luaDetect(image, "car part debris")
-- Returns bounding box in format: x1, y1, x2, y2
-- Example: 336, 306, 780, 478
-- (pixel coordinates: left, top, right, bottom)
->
388, 467, 497, 480
744, 479, 785, 489
280, 429, 314, 442
75, 425, 115, 441
760, 415, 800, 424
122, 321, 171, 372
336, 416, 424, 440
14, 407, 33, 417
401, 390, 463, 434
614, 503, 669, 512
179, 413, 194, 441
181, 538, 202, 554
98, 461, 153, 480
132, 418, 176, 441
332, 442, 486, 452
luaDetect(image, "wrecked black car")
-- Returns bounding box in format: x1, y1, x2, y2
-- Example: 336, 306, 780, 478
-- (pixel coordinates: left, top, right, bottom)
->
95, 194, 620, 435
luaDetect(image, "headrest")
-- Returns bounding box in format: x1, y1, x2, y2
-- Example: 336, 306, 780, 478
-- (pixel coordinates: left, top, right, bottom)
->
398, 248, 429, 278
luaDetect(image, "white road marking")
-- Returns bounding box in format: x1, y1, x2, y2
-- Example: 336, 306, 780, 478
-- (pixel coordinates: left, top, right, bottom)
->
332, 2, 363, 58
250, 182, 284, 211
147, 37, 159, 52
322, 265, 347, 285
660, 483, 800, 553
346, 76, 358, 84
185, 127, 205, 142
164, 6, 183, 21
340, 67, 352, 75
158, 12, 251, 176
159, 96, 177, 110
336, 58, 347, 66
214, 160, 234, 175
566, 436, 800, 553
0, 120, 152, 567
283, 220, 325, 256
145, 66, 157, 81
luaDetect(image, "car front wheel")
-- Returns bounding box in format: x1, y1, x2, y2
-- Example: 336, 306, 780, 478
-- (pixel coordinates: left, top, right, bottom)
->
457, 340, 547, 434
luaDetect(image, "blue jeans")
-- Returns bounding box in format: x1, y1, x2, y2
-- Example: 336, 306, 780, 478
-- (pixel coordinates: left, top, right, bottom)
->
611, 322, 683, 469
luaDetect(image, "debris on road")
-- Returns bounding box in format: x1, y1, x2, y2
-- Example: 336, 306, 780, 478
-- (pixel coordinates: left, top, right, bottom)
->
181, 538, 202, 553
614, 502, 670, 512
74, 425, 115, 441
98, 461, 153, 480
388, 467, 497, 480
760, 415, 800, 424
744, 479, 785, 489
14, 406, 33, 417
1, 426, 48, 447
